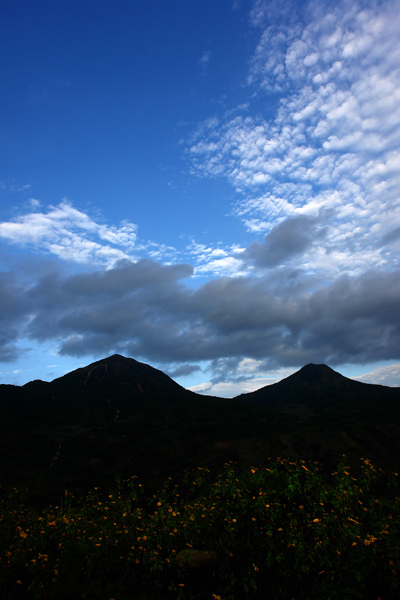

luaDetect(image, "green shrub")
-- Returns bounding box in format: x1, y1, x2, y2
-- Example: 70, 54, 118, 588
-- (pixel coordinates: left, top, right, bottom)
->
0, 457, 398, 599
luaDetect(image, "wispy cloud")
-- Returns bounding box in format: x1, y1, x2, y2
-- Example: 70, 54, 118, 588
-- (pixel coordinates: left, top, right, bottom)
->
199, 50, 211, 66
198, 50, 211, 72
0, 180, 32, 193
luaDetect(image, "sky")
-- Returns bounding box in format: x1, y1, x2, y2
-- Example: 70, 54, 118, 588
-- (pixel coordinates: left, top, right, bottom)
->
1, 0, 400, 396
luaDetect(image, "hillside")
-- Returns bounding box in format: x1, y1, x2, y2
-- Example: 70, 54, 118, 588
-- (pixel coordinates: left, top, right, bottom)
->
1, 355, 400, 499
236, 363, 400, 408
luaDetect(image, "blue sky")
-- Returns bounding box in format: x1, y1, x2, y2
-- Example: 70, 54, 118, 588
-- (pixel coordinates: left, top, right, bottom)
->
1, 0, 400, 395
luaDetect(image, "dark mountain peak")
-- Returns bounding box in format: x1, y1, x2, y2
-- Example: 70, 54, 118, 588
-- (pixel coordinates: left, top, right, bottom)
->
50, 354, 189, 402
235, 362, 388, 408
54, 354, 156, 382
236, 363, 345, 399
55, 353, 139, 381
290, 363, 345, 384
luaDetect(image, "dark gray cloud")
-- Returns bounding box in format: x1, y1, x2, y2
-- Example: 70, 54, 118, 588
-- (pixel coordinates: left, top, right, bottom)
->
0, 258, 399, 382
168, 364, 202, 378
0, 343, 22, 363
62, 259, 194, 297
0, 271, 31, 361
242, 215, 326, 268
381, 226, 400, 246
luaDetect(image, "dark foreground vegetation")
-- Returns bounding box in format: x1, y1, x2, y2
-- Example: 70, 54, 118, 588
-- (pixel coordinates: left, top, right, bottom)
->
1, 457, 399, 600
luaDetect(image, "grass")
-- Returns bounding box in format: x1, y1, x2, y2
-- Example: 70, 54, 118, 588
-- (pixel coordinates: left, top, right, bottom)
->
1, 456, 399, 599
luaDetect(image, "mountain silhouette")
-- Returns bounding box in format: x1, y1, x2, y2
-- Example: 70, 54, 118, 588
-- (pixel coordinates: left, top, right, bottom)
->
235, 362, 400, 408
50, 353, 189, 398
1, 355, 400, 499
0, 354, 194, 424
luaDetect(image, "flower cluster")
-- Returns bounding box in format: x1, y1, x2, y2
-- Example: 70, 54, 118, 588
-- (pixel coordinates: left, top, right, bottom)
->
0, 458, 399, 599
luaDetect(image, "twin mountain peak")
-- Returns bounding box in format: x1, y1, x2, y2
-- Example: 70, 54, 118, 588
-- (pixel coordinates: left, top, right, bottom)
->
3, 353, 398, 410
2, 354, 400, 492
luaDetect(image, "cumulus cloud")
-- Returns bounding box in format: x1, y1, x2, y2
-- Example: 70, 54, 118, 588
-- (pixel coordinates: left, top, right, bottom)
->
242, 214, 326, 267
1, 256, 399, 386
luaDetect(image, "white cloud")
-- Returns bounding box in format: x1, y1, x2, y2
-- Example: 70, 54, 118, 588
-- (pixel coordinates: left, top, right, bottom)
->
190, 379, 261, 397
199, 50, 211, 67
184, 240, 248, 277
354, 364, 400, 387
194, 256, 244, 277
190, 362, 296, 397
0, 200, 250, 278
187, 0, 400, 277
0, 180, 32, 193
0, 200, 138, 266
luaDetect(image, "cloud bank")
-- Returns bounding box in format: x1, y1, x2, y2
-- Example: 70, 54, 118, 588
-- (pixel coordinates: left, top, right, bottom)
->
1, 258, 399, 381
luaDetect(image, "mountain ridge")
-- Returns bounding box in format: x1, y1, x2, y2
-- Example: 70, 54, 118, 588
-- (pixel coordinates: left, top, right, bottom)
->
3, 355, 398, 398
235, 361, 400, 408
1, 354, 400, 497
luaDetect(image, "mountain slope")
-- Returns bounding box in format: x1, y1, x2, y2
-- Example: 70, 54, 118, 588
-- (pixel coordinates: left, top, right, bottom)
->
1, 357, 400, 498
235, 363, 400, 475
236, 363, 400, 409
49, 353, 189, 400
0, 354, 194, 423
